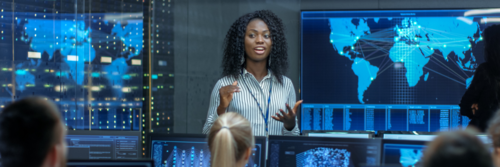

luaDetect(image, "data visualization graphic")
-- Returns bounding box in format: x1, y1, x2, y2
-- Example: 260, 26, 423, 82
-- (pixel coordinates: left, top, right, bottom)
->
383, 143, 425, 167
301, 9, 498, 132
268, 136, 380, 167
151, 140, 262, 167
328, 17, 479, 104
296, 147, 352, 167
301, 104, 470, 132
0, 1, 145, 130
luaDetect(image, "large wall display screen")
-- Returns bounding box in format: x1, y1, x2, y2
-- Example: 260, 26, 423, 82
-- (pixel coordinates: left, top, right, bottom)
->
300, 9, 500, 132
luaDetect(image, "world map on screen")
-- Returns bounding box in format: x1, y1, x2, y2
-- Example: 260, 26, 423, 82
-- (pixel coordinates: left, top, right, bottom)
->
9, 13, 142, 99
328, 17, 482, 104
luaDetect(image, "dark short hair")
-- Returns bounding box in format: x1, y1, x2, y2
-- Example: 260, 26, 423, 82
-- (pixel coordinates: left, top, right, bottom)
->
422, 130, 493, 167
0, 96, 62, 167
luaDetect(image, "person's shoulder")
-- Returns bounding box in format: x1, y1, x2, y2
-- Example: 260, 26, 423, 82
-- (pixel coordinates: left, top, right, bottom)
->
281, 75, 292, 83
476, 63, 490, 71
215, 75, 237, 86
476, 62, 498, 76
277, 75, 294, 87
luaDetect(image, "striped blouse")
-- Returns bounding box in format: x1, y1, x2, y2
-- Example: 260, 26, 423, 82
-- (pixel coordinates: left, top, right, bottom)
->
202, 69, 300, 136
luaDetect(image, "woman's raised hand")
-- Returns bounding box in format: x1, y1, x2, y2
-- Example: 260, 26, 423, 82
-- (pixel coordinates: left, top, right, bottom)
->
217, 81, 241, 115
272, 100, 303, 130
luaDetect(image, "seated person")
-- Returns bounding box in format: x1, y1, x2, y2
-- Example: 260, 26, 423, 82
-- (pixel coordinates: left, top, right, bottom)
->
488, 110, 500, 166
0, 97, 67, 167
207, 112, 254, 167
422, 130, 492, 167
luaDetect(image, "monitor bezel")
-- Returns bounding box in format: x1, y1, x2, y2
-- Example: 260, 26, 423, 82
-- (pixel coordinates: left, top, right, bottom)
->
302, 130, 375, 138
67, 159, 154, 167
268, 135, 382, 143
68, 130, 141, 136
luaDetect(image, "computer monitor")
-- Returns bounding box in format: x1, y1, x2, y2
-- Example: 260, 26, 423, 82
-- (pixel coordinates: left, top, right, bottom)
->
149, 134, 266, 167
300, 9, 500, 132
267, 135, 382, 166
67, 160, 153, 167
382, 139, 428, 167
66, 131, 141, 160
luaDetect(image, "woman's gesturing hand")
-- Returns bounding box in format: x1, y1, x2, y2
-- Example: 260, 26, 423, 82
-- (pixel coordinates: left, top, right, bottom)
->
472, 103, 478, 115
272, 100, 303, 130
217, 81, 241, 115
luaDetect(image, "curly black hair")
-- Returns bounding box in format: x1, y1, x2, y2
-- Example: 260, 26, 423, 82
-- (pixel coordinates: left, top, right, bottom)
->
221, 10, 288, 84
484, 25, 500, 69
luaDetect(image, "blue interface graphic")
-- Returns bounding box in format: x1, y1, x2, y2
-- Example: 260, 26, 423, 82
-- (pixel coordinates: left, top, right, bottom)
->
302, 104, 470, 132
268, 137, 381, 167
383, 144, 426, 167
0, 11, 144, 130
296, 147, 351, 167
300, 9, 496, 132
66, 135, 139, 160
151, 140, 262, 167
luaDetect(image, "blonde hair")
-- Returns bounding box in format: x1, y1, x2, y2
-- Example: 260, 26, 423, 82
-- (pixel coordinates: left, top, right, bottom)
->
207, 112, 254, 167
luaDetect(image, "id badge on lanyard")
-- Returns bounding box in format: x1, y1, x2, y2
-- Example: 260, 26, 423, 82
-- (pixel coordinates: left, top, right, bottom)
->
240, 71, 273, 161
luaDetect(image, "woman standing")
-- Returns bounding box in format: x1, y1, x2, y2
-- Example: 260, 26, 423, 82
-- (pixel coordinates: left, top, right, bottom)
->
202, 10, 301, 136
460, 24, 500, 132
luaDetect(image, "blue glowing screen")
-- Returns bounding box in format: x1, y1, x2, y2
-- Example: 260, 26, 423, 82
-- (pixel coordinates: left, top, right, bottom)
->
383, 143, 425, 167
0, 11, 144, 130
151, 138, 263, 167
300, 9, 498, 132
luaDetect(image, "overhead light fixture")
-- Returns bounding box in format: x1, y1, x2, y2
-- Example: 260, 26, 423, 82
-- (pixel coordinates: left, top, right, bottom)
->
464, 8, 500, 16
481, 17, 500, 24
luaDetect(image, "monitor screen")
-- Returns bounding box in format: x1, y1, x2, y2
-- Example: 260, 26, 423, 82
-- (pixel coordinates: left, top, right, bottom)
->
66, 131, 140, 160
299, 9, 500, 132
382, 139, 427, 167
267, 136, 381, 167
0, 10, 144, 131
67, 160, 153, 167
149, 134, 265, 167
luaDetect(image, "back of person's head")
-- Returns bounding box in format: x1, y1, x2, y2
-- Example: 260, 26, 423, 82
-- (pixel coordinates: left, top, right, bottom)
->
207, 112, 254, 167
488, 110, 500, 166
0, 96, 67, 167
422, 130, 492, 167
483, 24, 500, 65
488, 109, 500, 149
